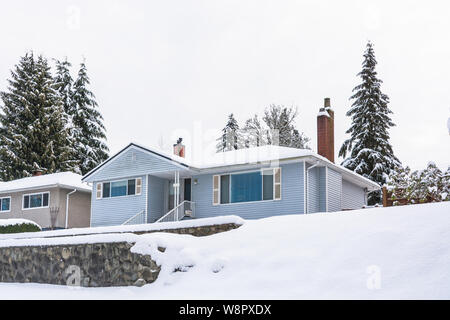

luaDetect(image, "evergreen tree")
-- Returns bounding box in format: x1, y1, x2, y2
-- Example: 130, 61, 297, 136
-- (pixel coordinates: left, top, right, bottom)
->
216, 113, 241, 152
262, 105, 309, 149
290, 129, 309, 149
387, 162, 450, 204
242, 114, 266, 148
0, 52, 74, 180
54, 58, 75, 116
339, 41, 401, 204
71, 60, 109, 175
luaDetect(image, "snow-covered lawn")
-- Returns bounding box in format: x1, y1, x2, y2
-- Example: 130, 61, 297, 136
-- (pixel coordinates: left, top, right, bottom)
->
0, 202, 449, 299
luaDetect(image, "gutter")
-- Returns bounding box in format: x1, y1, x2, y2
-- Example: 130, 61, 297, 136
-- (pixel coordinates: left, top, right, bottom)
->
65, 189, 77, 229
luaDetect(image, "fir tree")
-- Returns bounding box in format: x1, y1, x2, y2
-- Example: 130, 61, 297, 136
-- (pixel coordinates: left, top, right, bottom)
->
54, 58, 74, 116
0, 52, 74, 180
339, 41, 401, 204
71, 60, 109, 175
216, 113, 241, 152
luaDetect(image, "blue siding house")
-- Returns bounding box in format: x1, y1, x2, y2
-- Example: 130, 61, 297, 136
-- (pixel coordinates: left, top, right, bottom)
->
82, 100, 380, 226
82, 143, 379, 227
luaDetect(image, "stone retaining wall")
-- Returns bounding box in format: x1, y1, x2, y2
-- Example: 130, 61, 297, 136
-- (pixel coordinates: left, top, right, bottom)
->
0, 222, 242, 287
0, 242, 159, 287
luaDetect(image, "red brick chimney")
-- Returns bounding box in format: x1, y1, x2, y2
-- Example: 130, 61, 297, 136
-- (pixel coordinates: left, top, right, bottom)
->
317, 98, 334, 163
173, 138, 185, 158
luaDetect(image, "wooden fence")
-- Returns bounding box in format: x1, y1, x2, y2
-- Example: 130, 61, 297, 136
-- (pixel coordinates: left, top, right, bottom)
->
382, 186, 439, 207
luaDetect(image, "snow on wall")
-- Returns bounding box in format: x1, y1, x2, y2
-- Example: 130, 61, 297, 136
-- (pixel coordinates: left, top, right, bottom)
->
0, 215, 245, 242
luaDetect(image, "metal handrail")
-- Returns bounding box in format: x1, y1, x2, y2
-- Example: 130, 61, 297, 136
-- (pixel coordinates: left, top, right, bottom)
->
156, 201, 195, 223
122, 210, 146, 225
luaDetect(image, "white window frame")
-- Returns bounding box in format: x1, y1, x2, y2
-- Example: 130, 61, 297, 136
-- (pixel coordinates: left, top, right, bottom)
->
96, 183, 102, 199
212, 175, 220, 206
0, 196, 11, 213
98, 177, 142, 199
274, 167, 282, 201
213, 168, 282, 205
22, 191, 50, 210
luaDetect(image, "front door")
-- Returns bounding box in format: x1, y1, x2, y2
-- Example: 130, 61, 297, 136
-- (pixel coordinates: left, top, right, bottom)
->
168, 180, 175, 211
184, 178, 192, 202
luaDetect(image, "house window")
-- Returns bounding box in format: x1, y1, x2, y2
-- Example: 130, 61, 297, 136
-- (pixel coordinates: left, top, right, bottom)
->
213, 168, 281, 205
230, 172, 262, 203
262, 169, 274, 200
99, 178, 142, 199
0, 197, 11, 212
220, 175, 230, 204
23, 192, 49, 209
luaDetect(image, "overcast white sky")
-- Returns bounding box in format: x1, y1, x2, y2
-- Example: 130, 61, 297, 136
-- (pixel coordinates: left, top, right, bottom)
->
0, 0, 449, 170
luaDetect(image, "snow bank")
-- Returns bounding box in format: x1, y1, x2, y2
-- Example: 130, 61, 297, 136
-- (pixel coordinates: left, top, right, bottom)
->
0, 219, 41, 229
0, 202, 449, 299
0, 215, 244, 242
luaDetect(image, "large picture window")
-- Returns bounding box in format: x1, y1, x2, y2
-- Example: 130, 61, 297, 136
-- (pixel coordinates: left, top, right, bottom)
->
98, 178, 142, 199
0, 197, 11, 212
23, 192, 49, 209
213, 168, 281, 205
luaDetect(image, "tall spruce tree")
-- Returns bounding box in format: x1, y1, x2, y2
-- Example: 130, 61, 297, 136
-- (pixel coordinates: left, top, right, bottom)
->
71, 60, 109, 175
216, 113, 241, 152
0, 52, 75, 180
54, 58, 75, 116
339, 41, 401, 204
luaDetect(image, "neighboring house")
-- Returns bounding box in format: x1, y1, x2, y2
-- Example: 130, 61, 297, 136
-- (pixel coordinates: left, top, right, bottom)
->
83, 98, 380, 227
0, 172, 91, 229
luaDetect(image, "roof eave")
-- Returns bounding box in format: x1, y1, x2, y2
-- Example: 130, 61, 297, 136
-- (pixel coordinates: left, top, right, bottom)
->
0, 183, 91, 195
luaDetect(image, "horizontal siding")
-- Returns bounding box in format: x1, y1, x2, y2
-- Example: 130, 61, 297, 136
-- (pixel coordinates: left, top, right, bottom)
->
319, 167, 327, 212
307, 166, 320, 213
342, 179, 366, 210
192, 162, 305, 220
148, 175, 167, 223
85, 147, 182, 182
327, 168, 342, 212
90, 175, 147, 227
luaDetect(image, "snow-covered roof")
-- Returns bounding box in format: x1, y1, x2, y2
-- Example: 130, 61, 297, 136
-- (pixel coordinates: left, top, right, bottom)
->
84, 143, 380, 191
0, 172, 91, 194
191, 145, 315, 168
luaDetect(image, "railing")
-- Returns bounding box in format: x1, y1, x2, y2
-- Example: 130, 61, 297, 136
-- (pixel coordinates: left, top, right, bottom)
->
122, 210, 146, 225
156, 201, 195, 223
